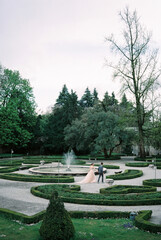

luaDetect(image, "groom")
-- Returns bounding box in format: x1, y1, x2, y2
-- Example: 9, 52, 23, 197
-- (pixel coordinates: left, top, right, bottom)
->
97, 162, 104, 183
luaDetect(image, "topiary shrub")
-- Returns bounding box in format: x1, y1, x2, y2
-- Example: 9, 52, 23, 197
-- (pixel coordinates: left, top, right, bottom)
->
39, 191, 75, 240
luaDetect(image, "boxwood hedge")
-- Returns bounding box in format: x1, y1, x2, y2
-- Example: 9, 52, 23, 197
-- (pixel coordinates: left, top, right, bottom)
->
31, 184, 161, 206
0, 208, 160, 233
125, 162, 149, 167
100, 185, 156, 195
0, 173, 74, 183
106, 169, 143, 180
143, 179, 161, 187
135, 210, 161, 233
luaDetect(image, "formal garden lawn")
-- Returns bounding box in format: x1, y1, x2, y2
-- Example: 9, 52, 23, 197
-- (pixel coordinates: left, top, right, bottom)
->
0, 216, 160, 240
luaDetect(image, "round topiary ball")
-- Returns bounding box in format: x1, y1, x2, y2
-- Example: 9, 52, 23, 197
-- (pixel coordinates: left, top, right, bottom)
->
39, 191, 75, 240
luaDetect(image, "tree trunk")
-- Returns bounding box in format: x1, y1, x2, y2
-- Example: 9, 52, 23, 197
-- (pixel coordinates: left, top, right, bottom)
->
136, 98, 146, 158
138, 124, 146, 158
103, 148, 108, 158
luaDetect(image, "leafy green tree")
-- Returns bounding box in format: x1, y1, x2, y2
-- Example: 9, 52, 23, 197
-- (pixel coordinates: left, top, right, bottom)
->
106, 7, 161, 157
0, 67, 36, 151
65, 108, 130, 158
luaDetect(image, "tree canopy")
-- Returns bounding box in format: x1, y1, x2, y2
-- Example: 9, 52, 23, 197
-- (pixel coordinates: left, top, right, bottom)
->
0, 67, 36, 150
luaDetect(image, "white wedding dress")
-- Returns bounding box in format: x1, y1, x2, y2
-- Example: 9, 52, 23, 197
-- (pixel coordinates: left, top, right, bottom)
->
78, 165, 96, 183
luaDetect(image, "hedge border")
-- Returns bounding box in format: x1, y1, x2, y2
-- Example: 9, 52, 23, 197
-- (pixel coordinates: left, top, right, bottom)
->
125, 162, 149, 167
0, 208, 160, 233
95, 164, 120, 169
31, 185, 161, 206
143, 179, 161, 187
135, 210, 161, 233
100, 185, 157, 195
0, 173, 74, 183
106, 169, 143, 180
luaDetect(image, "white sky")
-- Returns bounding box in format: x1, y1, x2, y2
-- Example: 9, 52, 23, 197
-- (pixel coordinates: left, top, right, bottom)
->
0, 0, 161, 113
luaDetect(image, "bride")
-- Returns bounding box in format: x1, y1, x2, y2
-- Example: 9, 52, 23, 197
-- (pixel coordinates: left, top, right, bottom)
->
78, 163, 96, 183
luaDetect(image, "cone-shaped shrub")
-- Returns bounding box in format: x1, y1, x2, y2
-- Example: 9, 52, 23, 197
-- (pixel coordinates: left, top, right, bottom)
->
39, 191, 75, 240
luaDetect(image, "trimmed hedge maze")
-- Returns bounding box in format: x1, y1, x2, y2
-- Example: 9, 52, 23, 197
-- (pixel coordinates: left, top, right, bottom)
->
31, 184, 161, 206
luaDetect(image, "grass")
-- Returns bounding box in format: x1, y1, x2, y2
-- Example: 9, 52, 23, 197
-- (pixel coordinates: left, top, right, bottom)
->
0, 216, 160, 240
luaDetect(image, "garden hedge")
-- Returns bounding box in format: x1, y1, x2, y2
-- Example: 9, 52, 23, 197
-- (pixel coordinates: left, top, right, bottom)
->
95, 164, 120, 169
125, 162, 149, 167
0, 208, 160, 233
31, 184, 161, 206
0, 166, 20, 173
0, 208, 45, 224
143, 179, 161, 187
135, 210, 161, 233
0, 165, 37, 173
100, 185, 156, 195
0, 173, 74, 183
106, 169, 143, 180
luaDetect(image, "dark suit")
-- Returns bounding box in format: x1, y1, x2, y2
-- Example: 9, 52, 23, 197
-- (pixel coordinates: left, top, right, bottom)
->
98, 165, 104, 183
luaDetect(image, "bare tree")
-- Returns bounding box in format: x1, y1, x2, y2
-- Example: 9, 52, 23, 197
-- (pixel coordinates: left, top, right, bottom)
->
106, 7, 161, 157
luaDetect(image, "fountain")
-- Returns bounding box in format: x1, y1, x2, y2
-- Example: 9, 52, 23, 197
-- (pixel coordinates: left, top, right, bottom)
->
28, 151, 95, 176
64, 150, 75, 171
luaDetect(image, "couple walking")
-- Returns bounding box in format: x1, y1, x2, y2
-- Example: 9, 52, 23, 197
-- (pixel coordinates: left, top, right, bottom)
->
79, 162, 104, 184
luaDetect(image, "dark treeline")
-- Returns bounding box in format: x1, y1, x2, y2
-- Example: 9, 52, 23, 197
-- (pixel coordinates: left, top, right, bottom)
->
0, 66, 161, 157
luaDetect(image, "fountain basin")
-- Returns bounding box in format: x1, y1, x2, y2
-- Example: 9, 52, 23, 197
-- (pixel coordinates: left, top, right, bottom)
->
29, 165, 96, 176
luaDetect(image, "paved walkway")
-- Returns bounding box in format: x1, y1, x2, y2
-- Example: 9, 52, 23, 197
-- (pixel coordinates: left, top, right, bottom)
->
0, 157, 161, 224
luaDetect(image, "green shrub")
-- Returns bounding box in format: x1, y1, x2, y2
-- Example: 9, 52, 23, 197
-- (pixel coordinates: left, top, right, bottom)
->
135, 210, 161, 233
0, 173, 74, 183
39, 191, 75, 240
0, 160, 23, 166
0, 207, 161, 233
0, 165, 36, 173
0, 208, 45, 224
0, 166, 20, 173
95, 164, 120, 169
69, 211, 130, 219
125, 162, 149, 167
100, 185, 156, 195
0, 154, 23, 158
31, 184, 161, 206
143, 179, 161, 187
106, 169, 143, 180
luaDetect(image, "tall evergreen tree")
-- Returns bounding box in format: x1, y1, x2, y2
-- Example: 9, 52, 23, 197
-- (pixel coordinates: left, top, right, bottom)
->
80, 87, 94, 108
44, 86, 81, 153
102, 91, 118, 112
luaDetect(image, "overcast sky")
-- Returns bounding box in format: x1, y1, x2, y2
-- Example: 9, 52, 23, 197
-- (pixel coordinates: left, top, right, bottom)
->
1, 0, 161, 113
